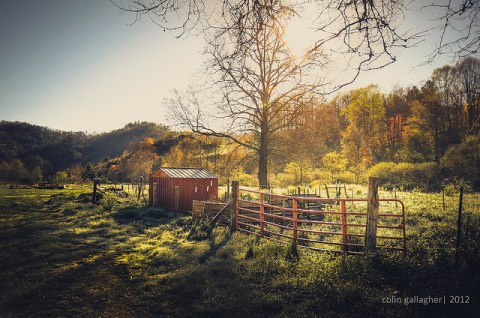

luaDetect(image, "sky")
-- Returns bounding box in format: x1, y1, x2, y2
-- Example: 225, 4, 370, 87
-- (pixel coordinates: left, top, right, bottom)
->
0, 0, 464, 133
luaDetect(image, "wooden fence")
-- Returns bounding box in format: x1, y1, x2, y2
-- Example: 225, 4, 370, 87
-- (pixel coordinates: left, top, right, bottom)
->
233, 179, 406, 254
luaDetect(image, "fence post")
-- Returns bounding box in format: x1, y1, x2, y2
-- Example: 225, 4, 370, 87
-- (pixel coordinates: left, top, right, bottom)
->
230, 181, 239, 232
259, 193, 265, 237
227, 178, 230, 201
365, 177, 379, 253
174, 186, 179, 212
92, 178, 100, 204
137, 176, 143, 201
281, 199, 287, 233
442, 186, 446, 212
455, 179, 464, 270
292, 198, 298, 242
341, 200, 348, 252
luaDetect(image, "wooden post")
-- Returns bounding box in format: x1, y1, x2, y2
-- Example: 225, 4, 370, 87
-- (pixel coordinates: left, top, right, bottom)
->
455, 179, 464, 270
174, 186, 179, 212
137, 177, 143, 201
394, 187, 397, 208
341, 200, 348, 252
227, 178, 230, 201
365, 177, 379, 253
292, 198, 298, 242
281, 199, 287, 233
325, 185, 330, 198
230, 181, 239, 231
259, 193, 265, 237
193, 200, 205, 220
92, 178, 100, 204
442, 186, 446, 212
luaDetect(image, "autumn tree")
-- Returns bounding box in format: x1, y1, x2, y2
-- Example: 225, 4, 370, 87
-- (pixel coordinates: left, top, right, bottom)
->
384, 87, 411, 161
321, 151, 346, 183
430, 65, 463, 145
66, 164, 85, 184
406, 81, 448, 163
8, 159, 29, 183
119, 137, 159, 182
454, 57, 480, 136
341, 85, 388, 166
55, 171, 68, 186
0, 161, 9, 181
161, 134, 222, 172
441, 135, 480, 188
31, 166, 43, 184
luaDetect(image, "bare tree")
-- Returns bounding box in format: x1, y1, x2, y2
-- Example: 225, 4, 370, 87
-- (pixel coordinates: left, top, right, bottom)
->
111, 0, 205, 35
114, 0, 479, 66
115, 0, 420, 84
166, 3, 325, 187
426, 0, 480, 63
311, 0, 421, 89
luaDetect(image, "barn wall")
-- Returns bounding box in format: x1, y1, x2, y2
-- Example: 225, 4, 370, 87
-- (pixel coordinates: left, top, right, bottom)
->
148, 171, 218, 212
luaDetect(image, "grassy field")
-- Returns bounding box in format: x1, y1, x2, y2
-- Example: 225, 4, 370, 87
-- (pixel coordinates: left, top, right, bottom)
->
1, 185, 479, 317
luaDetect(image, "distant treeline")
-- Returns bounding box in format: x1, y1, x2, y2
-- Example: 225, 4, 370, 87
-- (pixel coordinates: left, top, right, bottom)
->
0, 121, 169, 184
1, 58, 479, 191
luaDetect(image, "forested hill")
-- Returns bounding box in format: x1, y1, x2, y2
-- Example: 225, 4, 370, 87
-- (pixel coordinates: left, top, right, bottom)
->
0, 121, 169, 171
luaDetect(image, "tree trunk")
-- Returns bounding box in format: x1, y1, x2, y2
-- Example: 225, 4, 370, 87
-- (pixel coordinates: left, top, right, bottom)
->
258, 144, 268, 189
258, 121, 269, 189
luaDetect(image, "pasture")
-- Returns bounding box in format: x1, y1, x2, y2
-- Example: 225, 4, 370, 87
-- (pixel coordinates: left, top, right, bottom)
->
0, 185, 479, 317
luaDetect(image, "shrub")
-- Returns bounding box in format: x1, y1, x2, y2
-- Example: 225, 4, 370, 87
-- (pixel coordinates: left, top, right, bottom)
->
114, 207, 141, 220
187, 220, 211, 241
101, 192, 117, 211
143, 208, 170, 219
367, 161, 439, 190
441, 136, 480, 181
338, 170, 356, 184
286, 241, 299, 260
366, 162, 396, 185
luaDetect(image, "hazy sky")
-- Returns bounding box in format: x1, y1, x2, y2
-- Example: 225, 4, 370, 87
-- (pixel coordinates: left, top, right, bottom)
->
0, 0, 461, 133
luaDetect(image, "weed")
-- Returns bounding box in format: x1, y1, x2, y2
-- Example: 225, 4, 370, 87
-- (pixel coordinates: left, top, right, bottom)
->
187, 220, 211, 241
100, 192, 117, 211
285, 241, 299, 261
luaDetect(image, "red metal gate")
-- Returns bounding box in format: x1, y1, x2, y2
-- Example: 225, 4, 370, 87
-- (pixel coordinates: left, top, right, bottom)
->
235, 188, 406, 254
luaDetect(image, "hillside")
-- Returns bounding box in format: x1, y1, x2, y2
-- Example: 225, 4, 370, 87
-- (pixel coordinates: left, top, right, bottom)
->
0, 121, 169, 171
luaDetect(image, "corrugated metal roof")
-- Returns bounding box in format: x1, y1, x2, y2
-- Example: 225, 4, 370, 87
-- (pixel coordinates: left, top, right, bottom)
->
157, 168, 217, 179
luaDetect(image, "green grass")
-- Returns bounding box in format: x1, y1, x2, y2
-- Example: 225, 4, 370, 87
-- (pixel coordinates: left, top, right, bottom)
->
0, 185, 479, 317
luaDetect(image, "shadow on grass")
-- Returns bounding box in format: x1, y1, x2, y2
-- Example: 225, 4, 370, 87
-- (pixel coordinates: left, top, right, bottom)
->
112, 206, 190, 225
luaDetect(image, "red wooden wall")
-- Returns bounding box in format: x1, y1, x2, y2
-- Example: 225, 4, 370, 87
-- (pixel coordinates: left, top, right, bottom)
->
149, 168, 218, 212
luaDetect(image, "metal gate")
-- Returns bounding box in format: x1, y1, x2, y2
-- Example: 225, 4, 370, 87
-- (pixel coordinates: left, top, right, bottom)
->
235, 188, 406, 254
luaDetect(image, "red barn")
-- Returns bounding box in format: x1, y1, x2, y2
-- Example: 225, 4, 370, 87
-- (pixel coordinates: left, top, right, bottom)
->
149, 167, 218, 211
